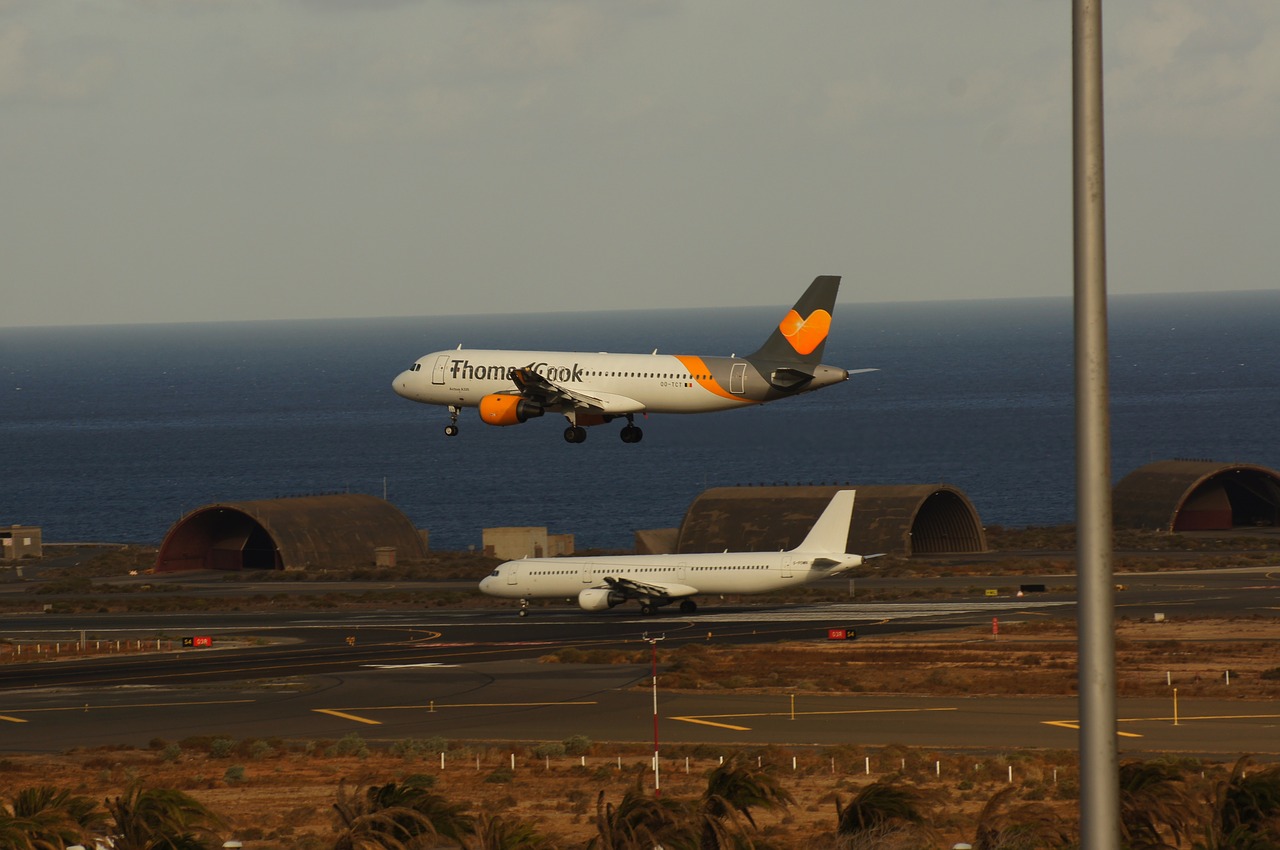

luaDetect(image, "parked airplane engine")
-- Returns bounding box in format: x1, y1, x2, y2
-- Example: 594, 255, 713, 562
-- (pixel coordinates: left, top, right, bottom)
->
577, 588, 626, 612
478, 394, 545, 426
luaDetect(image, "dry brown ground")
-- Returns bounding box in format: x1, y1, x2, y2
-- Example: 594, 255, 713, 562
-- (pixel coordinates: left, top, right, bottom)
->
1, 742, 1079, 849
5, 617, 1279, 848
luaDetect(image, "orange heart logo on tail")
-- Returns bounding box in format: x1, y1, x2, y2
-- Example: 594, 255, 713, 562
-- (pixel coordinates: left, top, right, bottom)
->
778, 309, 831, 355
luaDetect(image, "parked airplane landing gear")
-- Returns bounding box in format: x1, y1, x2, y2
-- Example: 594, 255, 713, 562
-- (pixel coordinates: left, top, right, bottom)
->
563, 426, 587, 444
518, 598, 530, 617
445, 405, 460, 437
679, 598, 697, 614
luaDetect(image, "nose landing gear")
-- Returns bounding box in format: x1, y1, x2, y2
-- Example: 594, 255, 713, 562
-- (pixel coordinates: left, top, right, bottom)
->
445, 405, 460, 437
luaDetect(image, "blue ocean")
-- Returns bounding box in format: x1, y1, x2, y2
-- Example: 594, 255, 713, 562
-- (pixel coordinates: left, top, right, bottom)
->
3, 291, 1279, 551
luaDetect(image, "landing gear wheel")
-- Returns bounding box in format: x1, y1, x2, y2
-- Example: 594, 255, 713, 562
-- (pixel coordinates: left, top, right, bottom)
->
679, 599, 698, 614
518, 609, 529, 617
639, 602, 656, 616
444, 424, 459, 437
519, 599, 530, 617
620, 425, 643, 444
445, 405, 461, 437
563, 426, 587, 444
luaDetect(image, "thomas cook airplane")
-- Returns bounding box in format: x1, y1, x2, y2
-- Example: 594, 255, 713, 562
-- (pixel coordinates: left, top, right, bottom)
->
392, 275, 872, 443
479, 490, 866, 616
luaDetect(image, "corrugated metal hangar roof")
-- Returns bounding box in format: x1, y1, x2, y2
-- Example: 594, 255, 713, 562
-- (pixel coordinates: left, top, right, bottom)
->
676, 484, 987, 557
156, 494, 428, 572
1113, 460, 1280, 532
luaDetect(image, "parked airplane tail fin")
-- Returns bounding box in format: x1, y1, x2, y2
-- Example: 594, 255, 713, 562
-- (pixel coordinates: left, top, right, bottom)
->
747, 275, 841, 367
794, 490, 856, 554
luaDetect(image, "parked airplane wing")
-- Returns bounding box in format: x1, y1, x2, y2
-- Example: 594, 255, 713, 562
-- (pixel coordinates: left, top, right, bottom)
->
510, 367, 645, 414
603, 576, 699, 600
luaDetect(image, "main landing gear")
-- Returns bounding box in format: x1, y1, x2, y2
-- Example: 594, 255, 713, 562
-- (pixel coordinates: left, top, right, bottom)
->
561, 414, 644, 444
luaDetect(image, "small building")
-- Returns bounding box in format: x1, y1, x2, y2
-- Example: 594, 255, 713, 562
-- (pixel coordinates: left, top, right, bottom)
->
483, 527, 574, 560
1, 525, 42, 560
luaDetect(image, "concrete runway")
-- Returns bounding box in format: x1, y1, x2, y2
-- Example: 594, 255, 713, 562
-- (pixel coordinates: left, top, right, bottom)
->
3, 567, 1279, 756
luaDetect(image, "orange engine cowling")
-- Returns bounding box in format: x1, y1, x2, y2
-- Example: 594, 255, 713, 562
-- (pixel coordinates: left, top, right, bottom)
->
478, 394, 545, 426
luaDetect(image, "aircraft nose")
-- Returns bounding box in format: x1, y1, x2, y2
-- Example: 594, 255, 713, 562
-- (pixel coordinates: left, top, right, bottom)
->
392, 370, 414, 399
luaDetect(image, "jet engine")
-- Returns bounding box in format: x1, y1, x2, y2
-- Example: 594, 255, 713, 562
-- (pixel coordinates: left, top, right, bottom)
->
478, 394, 545, 426
577, 588, 626, 612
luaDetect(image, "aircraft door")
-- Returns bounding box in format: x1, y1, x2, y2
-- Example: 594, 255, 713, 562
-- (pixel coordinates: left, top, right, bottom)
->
506, 565, 518, 586
677, 563, 687, 582
581, 566, 593, 584
782, 556, 794, 579
730, 363, 747, 394
431, 354, 450, 385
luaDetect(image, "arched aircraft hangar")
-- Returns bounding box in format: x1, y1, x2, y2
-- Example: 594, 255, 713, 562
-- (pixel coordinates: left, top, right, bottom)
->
1113, 460, 1280, 532
155, 493, 428, 572
676, 484, 987, 557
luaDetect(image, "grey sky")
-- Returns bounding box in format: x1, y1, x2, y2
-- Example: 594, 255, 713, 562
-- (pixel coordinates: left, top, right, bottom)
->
2, 1, 1277, 328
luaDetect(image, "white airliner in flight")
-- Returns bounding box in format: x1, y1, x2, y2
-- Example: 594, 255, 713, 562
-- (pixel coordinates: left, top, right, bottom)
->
479, 490, 866, 616
392, 275, 872, 443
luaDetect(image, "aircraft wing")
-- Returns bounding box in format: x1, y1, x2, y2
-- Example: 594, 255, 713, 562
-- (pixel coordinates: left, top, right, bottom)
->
510, 367, 645, 415
603, 576, 698, 601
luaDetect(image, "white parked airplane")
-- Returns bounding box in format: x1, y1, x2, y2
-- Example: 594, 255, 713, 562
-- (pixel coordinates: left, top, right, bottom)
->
392, 275, 873, 443
479, 490, 867, 616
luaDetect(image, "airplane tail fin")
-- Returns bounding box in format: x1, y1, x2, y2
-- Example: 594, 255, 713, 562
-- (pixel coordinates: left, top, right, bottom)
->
793, 490, 856, 554
747, 275, 841, 367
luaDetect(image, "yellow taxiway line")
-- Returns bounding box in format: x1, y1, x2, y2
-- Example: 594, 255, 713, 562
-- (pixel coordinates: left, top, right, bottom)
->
0, 699, 255, 718
1044, 711, 1280, 738
312, 701, 599, 726
670, 706, 958, 732
313, 709, 383, 725
1043, 720, 1143, 738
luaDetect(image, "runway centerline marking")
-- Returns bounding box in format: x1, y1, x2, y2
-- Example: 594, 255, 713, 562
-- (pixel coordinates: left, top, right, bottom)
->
670, 706, 958, 732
